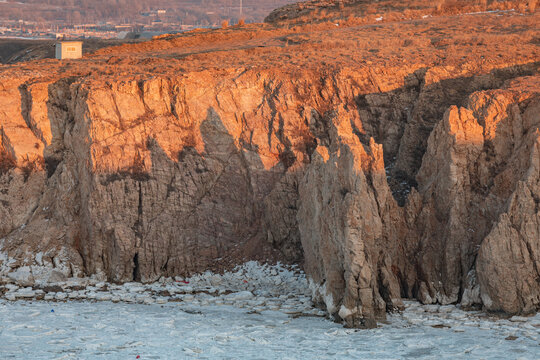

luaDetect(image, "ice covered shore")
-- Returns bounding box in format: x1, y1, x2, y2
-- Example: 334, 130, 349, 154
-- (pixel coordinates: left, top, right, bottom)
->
1, 262, 324, 317
1, 261, 540, 359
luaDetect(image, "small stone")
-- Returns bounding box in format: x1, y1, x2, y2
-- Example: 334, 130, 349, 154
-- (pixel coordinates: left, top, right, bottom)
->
183, 294, 195, 301
43, 285, 63, 293
7, 267, 34, 287
5, 284, 19, 292
209, 275, 222, 286
179, 286, 193, 294
438, 306, 454, 313
224, 291, 253, 301
509, 316, 529, 322
14, 287, 35, 298
431, 324, 451, 329
126, 285, 145, 293
96, 293, 112, 301
121, 294, 136, 303
55, 292, 67, 300
46, 270, 67, 284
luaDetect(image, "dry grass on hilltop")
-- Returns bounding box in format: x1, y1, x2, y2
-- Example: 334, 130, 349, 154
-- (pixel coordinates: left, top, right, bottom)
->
265, 0, 537, 24
0, 0, 538, 79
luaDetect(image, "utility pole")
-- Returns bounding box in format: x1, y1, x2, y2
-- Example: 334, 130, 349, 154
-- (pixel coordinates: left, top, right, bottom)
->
240, 0, 243, 18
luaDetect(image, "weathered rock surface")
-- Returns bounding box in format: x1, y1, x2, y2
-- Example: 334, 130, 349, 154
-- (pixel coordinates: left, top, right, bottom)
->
414, 77, 540, 314
0, 3, 539, 327
298, 111, 405, 327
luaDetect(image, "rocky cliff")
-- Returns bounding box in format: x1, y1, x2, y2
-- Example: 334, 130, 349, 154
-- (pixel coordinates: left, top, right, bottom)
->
1, 2, 539, 327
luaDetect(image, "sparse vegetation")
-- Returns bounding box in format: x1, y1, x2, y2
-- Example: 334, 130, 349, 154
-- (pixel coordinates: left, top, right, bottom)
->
266, 0, 533, 25
0, 154, 16, 175
21, 160, 37, 181
182, 132, 198, 149
479, 0, 488, 11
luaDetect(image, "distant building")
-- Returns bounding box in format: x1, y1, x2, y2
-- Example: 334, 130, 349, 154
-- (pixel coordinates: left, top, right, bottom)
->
55, 41, 82, 60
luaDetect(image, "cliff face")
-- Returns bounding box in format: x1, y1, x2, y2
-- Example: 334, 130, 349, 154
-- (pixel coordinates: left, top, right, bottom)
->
414, 77, 540, 314
1, 3, 539, 327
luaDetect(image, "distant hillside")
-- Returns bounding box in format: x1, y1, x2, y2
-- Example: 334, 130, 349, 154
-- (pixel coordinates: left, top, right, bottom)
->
0, 0, 298, 26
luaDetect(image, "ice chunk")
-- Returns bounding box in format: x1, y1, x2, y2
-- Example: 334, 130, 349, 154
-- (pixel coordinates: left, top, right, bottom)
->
225, 291, 254, 301
7, 266, 34, 286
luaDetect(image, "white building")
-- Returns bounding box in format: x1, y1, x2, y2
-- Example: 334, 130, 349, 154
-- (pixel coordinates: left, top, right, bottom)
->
55, 41, 83, 60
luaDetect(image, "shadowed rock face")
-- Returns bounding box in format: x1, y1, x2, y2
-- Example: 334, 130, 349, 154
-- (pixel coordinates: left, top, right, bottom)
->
414, 78, 540, 314
0, 4, 539, 327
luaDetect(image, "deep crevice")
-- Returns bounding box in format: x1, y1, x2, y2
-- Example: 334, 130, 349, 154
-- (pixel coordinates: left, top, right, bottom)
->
132, 253, 141, 282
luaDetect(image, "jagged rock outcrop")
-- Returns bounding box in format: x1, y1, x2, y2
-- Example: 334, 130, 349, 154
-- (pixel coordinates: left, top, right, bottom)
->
298, 108, 405, 327
413, 77, 540, 314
